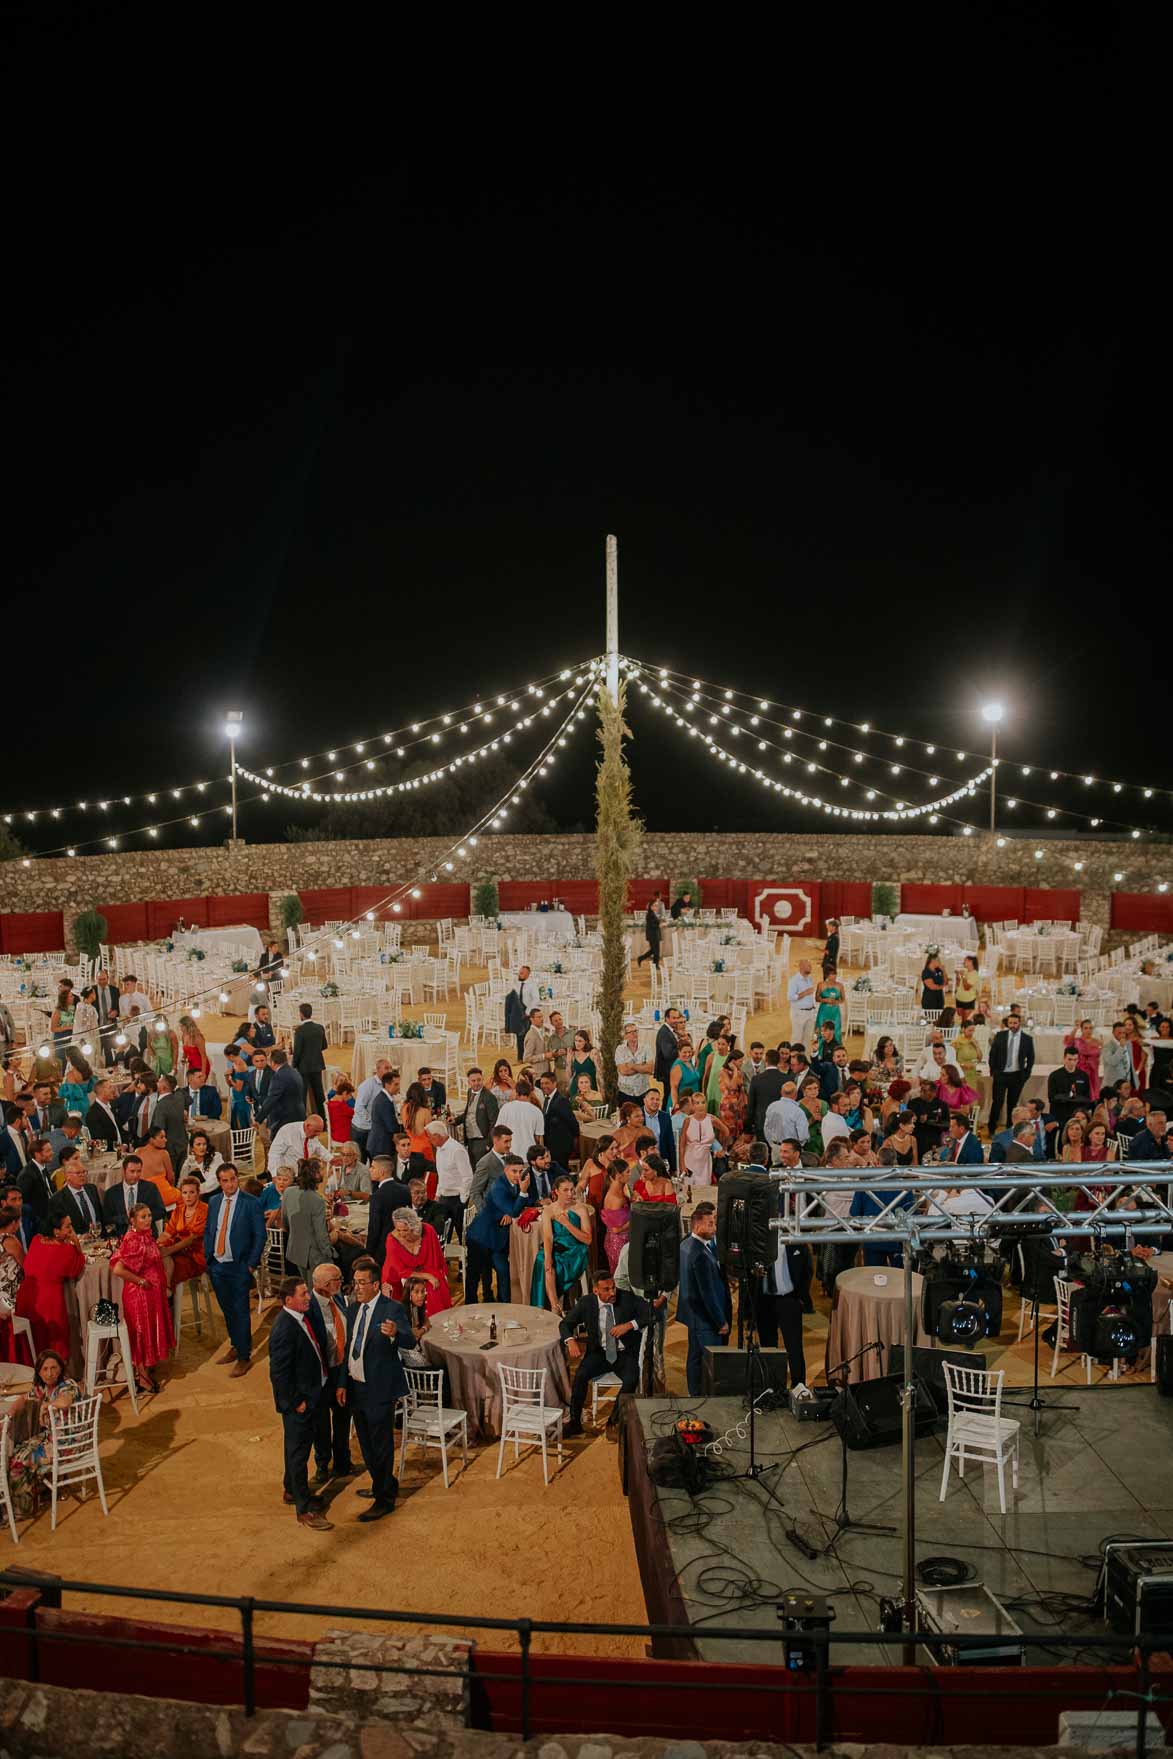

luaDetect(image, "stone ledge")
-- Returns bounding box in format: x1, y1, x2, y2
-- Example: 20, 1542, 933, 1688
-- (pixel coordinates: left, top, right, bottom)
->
309, 1630, 472, 1728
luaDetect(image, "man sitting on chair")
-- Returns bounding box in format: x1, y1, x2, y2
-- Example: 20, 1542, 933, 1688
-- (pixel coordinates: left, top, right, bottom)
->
559, 1268, 650, 1437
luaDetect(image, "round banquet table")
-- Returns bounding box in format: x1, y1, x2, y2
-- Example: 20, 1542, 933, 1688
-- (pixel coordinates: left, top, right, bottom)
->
65, 1246, 126, 1386
509, 1203, 596, 1307
826, 1266, 928, 1384
351, 1032, 447, 1087
0, 1364, 36, 1442
185, 1114, 233, 1161
1151, 1252, 1173, 1341
421, 1302, 570, 1442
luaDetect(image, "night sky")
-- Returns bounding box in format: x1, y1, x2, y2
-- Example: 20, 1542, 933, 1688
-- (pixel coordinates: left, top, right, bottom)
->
4, 6, 1162, 857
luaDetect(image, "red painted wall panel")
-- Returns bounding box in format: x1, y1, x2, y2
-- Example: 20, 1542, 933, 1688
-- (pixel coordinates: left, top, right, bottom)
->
145, 897, 209, 939
961, 885, 1024, 922
628, 878, 670, 910
1023, 887, 1081, 923
298, 887, 355, 926
98, 902, 150, 942
1111, 891, 1173, 934
206, 892, 270, 930
901, 883, 964, 914
822, 881, 873, 922
0, 911, 66, 954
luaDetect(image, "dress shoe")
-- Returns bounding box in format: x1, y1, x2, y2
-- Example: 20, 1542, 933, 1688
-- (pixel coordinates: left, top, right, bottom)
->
564, 1417, 584, 1436
331, 1465, 357, 1478
356, 1488, 376, 1499
219, 1347, 238, 1364
282, 1490, 294, 1505
356, 1502, 395, 1522
229, 1360, 251, 1378
309, 1470, 331, 1489
297, 1511, 334, 1531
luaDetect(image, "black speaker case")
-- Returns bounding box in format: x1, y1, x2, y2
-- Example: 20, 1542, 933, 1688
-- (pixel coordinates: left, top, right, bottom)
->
702, 1345, 789, 1398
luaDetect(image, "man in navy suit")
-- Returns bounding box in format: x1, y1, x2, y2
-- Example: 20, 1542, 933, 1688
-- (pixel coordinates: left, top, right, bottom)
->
642, 1087, 676, 1173
945, 1112, 985, 1165
465, 1154, 534, 1303
537, 1071, 577, 1166
247, 1050, 271, 1115
203, 1163, 265, 1376
812, 1044, 850, 1102
987, 1010, 1035, 1135
677, 1201, 729, 1395
338, 1256, 409, 1520
748, 1147, 813, 1390
309, 1261, 355, 1483
268, 1275, 333, 1530
184, 1068, 223, 1122
102, 1155, 167, 1237
560, 1269, 651, 1434
365, 1156, 412, 1278
256, 1050, 305, 1135
366, 1069, 402, 1161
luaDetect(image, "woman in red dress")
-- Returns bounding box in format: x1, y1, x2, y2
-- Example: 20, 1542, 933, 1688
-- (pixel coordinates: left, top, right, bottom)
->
632, 1157, 678, 1204
380, 1208, 452, 1317
111, 1203, 175, 1393
178, 1015, 211, 1084
14, 1214, 85, 1360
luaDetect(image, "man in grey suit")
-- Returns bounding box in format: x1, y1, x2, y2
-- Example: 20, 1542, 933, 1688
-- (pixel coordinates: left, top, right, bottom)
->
153, 1074, 190, 1173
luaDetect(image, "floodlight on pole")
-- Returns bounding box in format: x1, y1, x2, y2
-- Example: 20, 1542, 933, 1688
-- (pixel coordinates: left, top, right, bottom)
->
980, 703, 1004, 834
225, 710, 243, 841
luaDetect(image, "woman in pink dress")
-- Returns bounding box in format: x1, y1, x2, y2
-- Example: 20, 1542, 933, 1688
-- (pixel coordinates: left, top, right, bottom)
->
380, 1208, 452, 1317
15, 1215, 85, 1360
935, 1065, 979, 1112
599, 1163, 631, 1274
1064, 1020, 1102, 1101
111, 1202, 175, 1393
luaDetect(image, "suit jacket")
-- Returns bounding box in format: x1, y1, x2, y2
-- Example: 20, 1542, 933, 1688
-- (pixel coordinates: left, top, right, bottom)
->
460, 1088, 499, 1145
50, 1181, 108, 1235
153, 1090, 189, 1170
84, 1097, 121, 1149
1127, 1127, 1166, 1162
28, 1101, 66, 1136
113, 1090, 141, 1144
17, 1161, 57, 1222
747, 1068, 787, 1138
654, 1023, 680, 1089
269, 1301, 330, 1414
102, 1178, 167, 1237
540, 1089, 577, 1166
677, 1234, 727, 1333
202, 1188, 265, 1269
48, 1128, 85, 1170
366, 1091, 400, 1161
292, 1019, 329, 1077
643, 1107, 676, 1173
257, 1065, 305, 1133
988, 1029, 1036, 1080
342, 1293, 410, 1408
93, 983, 121, 1025
365, 1176, 412, 1275
466, 1172, 531, 1252
247, 1068, 272, 1114
811, 1056, 849, 1102
184, 1085, 223, 1122
1006, 1142, 1037, 1164
470, 1149, 505, 1208
2, 1128, 30, 1179
559, 1288, 651, 1357
948, 1132, 986, 1166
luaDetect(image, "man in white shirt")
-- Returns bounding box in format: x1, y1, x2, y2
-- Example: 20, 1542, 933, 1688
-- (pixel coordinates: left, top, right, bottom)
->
495, 1085, 544, 1159
428, 1119, 472, 1239
915, 1040, 950, 1082
763, 1083, 810, 1156
351, 1058, 390, 1163
614, 1023, 653, 1103
268, 1115, 331, 1179
118, 974, 150, 1018
820, 1091, 853, 1149
1100, 1022, 1132, 1091
788, 960, 817, 1047
925, 1185, 994, 1218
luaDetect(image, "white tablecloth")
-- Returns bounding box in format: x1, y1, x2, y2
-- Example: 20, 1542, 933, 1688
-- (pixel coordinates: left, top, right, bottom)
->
175, 926, 264, 961
351, 1031, 449, 1086
499, 910, 576, 939
893, 914, 978, 945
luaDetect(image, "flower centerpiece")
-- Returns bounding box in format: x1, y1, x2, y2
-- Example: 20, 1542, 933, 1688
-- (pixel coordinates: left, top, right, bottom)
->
1057, 978, 1079, 996
320, 981, 340, 998
231, 958, 249, 973
396, 1019, 423, 1040
185, 947, 206, 962
924, 943, 940, 959
379, 951, 405, 965
720, 932, 738, 947
551, 960, 564, 975
852, 974, 872, 993
711, 959, 726, 974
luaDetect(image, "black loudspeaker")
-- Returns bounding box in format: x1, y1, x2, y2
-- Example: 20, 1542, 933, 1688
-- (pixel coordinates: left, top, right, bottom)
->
831, 1373, 939, 1450
629, 1201, 680, 1291
702, 1345, 790, 1398
716, 1169, 774, 1275
887, 1345, 975, 1410
1157, 1335, 1173, 1396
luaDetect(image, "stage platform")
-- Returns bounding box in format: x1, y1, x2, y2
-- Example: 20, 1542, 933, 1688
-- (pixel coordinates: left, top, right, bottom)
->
623, 1385, 1173, 1667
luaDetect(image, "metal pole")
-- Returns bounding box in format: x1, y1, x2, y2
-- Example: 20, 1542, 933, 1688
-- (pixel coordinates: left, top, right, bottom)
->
901, 1238, 917, 1665
605, 533, 619, 700
230, 742, 238, 842
989, 725, 997, 835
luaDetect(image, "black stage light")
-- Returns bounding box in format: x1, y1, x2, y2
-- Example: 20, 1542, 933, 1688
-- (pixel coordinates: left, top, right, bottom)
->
937, 1299, 983, 1347
1093, 1308, 1141, 1361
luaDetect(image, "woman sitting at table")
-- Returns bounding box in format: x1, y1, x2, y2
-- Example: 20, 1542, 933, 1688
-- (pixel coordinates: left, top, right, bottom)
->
571, 1072, 604, 1123
58, 1048, 96, 1117
568, 1031, 598, 1096
180, 1128, 223, 1197
954, 956, 980, 1020
5, 1349, 79, 1514
178, 1014, 211, 1085
158, 1173, 208, 1291
1084, 1121, 1117, 1163
531, 1172, 592, 1313
669, 1036, 701, 1110
1060, 1118, 1090, 1163
952, 1020, 983, 1091
111, 1202, 174, 1393
841, 1081, 876, 1136
580, 1135, 614, 1208
283, 1161, 334, 1284
1064, 1020, 1103, 1101
488, 1058, 516, 1104
380, 1207, 452, 1316
872, 1036, 904, 1080
935, 1063, 978, 1112
399, 1273, 433, 1366
633, 1152, 677, 1204
224, 1048, 253, 1131
15, 1213, 85, 1359
600, 1162, 632, 1274
138, 1124, 182, 1208
883, 1108, 920, 1167
879, 1075, 912, 1132
326, 1077, 355, 1144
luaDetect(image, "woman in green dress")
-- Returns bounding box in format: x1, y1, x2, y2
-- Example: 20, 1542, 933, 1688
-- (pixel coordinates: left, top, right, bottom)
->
669, 1036, 702, 1110
144, 1015, 178, 1078
814, 968, 844, 1044
704, 1033, 731, 1116
531, 1173, 592, 1312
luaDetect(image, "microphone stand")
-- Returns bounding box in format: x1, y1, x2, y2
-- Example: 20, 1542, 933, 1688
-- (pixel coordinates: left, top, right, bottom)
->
817, 1339, 895, 1540
1002, 1237, 1080, 1439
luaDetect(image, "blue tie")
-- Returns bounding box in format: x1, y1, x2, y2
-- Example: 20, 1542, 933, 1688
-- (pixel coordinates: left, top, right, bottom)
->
351, 1303, 370, 1360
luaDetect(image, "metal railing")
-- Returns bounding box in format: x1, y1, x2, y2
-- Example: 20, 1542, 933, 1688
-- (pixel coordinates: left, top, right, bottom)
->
1, 1569, 1171, 1756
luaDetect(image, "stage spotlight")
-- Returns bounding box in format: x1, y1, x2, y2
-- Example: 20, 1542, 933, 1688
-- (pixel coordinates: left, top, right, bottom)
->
937, 1300, 984, 1347
1093, 1310, 1140, 1361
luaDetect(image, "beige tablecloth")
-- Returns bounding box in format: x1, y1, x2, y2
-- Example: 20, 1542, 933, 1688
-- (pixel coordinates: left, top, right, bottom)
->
186, 1114, 233, 1160
352, 1033, 448, 1086
973, 1066, 1054, 1118
508, 1204, 595, 1308
65, 1250, 125, 1385
421, 1302, 570, 1441
1151, 1252, 1173, 1340
827, 1266, 928, 1383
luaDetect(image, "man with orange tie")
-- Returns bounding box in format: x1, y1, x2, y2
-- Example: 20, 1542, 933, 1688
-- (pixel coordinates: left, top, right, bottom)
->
203, 1163, 265, 1377
268, 1276, 333, 1532
310, 1261, 354, 1484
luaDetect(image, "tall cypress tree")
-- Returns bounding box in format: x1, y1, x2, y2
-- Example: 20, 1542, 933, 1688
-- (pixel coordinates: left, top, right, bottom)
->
595, 682, 641, 1105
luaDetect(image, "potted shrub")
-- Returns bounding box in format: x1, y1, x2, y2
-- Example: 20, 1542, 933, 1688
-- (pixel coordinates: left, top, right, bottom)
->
73, 909, 108, 960
472, 876, 500, 920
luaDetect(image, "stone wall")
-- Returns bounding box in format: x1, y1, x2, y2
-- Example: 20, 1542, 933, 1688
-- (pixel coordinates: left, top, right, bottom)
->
1, 830, 1166, 950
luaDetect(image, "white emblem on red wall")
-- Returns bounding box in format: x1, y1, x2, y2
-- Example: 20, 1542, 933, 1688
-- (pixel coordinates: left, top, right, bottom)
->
751, 886, 816, 933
